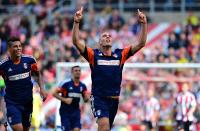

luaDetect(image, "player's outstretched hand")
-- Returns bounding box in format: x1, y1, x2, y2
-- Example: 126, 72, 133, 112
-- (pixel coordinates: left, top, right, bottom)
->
74, 6, 83, 23
40, 89, 48, 101
137, 9, 147, 24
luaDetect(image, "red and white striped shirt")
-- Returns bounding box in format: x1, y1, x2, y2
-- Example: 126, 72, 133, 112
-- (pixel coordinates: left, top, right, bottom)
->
175, 91, 197, 122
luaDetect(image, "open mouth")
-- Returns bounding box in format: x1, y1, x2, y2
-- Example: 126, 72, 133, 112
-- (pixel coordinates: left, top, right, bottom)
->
106, 39, 110, 43
16, 51, 22, 54
103, 45, 112, 48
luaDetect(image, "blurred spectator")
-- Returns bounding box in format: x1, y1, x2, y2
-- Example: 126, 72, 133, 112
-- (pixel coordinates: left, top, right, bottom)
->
108, 9, 125, 31
31, 86, 43, 131
128, 13, 140, 35
168, 32, 179, 50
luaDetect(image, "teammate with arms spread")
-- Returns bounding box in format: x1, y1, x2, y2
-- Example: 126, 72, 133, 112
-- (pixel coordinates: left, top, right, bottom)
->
53, 66, 89, 131
72, 7, 147, 131
0, 37, 47, 131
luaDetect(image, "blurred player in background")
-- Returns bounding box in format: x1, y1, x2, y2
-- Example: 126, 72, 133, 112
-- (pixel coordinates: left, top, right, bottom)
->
0, 37, 47, 131
72, 7, 147, 131
31, 85, 43, 131
141, 89, 160, 131
0, 77, 6, 131
175, 82, 197, 131
53, 65, 89, 131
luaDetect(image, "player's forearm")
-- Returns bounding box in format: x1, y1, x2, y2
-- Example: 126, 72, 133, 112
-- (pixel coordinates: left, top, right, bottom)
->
138, 23, 147, 47
83, 94, 90, 102
72, 22, 85, 53
130, 22, 147, 54
72, 22, 80, 44
35, 71, 44, 91
53, 93, 65, 101
0, 97, 4, 111
53, 93, 72, 104
188, 107, 196, 115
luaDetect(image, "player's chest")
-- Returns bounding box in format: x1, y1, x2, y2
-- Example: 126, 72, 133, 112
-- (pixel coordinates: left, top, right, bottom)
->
66, 85, 83, 98
93, 56, 122, 74
67, 85, 84, 93
95, 54, 121, 66
4, 62, 31, 76
177, 95, 192, 106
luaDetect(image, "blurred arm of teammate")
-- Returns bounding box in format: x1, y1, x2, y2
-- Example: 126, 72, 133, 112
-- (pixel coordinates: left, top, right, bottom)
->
0, 97, 4, 120
83, 91, 90, 103
72, 6, 85, 54
52, 88, 72, 105
130, 9, 147, 55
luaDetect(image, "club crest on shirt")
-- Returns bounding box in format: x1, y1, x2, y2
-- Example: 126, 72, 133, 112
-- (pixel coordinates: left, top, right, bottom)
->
97, 110, 101, 116
8, 68, 13, 72
113, 54, 118, 58
8, 117, 12, 123
80, 86, 83, 92
24, 63, 27, 69
98, 53, 103, 56
69, 87, 73, 90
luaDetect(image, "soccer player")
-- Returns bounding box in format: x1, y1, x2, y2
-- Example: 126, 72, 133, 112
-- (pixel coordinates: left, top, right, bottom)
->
31, 86, 43, 131
72, 7, 147, 131
52, 66, 89, 131
175, 82, 197, 131
0, 37, 47, 131
141, 89, 160, 131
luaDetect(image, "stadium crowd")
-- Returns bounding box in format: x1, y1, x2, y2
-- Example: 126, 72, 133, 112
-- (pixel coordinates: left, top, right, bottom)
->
0, 0, 200, 130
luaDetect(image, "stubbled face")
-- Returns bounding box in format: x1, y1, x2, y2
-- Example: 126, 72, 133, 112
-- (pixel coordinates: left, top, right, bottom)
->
9, 41, 22, 58
99, 32, 112, 48
72, 67, 81, 79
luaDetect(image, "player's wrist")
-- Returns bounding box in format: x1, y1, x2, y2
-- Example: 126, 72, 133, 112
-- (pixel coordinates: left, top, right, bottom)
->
74, 20, 80, 24
139, 20, 147, 24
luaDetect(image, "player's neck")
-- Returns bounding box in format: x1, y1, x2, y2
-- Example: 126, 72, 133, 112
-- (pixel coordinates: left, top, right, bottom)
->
73, 78, 80, 84
100, 47, 112, 56
10, 55, 21, 64
183, 91, 188, 94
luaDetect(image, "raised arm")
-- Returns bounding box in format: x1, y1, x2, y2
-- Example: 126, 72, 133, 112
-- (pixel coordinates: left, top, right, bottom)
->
72, 7, 86, 54
130, 9, 147, 54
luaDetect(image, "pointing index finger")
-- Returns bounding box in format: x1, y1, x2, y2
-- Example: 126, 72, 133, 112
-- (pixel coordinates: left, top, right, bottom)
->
80, 6, 83, 13
137, 9, 140, 13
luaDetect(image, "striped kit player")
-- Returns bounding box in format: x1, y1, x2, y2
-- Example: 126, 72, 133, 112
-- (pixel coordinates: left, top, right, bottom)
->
175, 83, 197, 131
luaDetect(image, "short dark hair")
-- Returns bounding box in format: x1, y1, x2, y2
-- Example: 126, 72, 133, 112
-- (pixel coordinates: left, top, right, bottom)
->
7, 37, 21, 47
71, 65, 81, 72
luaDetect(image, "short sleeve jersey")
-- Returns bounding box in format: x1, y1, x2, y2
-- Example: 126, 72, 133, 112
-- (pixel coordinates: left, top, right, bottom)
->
58, 79, 87, 113
81, 46, 133, 96
0, 55, 39, 104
